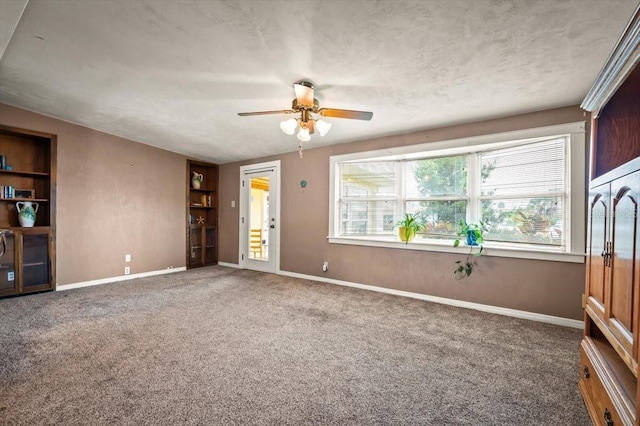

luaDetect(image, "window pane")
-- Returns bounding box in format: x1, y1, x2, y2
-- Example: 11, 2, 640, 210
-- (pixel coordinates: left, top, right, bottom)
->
405, 156, 467, 198
340, 201, 396, 236
481, 138, 565, 197
481, 197, 564, 246
406, 200, 467, 239
341, 162, 396, 198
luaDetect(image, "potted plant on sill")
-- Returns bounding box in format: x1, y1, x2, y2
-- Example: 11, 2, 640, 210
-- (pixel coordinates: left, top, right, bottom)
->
453, 220, 485, 278
397, 213, 424, 244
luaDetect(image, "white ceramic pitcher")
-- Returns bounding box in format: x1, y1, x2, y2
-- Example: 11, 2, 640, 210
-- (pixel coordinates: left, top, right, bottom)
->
192, 172, 204, 189
16, 201, 38, 227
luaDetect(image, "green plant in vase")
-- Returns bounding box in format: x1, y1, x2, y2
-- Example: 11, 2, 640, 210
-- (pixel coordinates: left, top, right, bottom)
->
453, 220, 485, 278
397, 213, 424, 244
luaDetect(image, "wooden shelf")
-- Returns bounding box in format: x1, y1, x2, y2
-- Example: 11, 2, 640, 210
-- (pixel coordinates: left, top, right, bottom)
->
0, 226, 50, 232
0, 198, 48, 202
24, 262, 47, 268
190, 188, 215, 193
0, 169, 49, 177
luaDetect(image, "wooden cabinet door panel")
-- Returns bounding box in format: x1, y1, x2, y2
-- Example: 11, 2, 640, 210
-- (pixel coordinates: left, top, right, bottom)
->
609, 171, 640, 359
587, 183, 610, 316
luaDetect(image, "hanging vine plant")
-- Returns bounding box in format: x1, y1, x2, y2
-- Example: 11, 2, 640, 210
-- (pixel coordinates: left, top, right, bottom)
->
453, 220, 485, 279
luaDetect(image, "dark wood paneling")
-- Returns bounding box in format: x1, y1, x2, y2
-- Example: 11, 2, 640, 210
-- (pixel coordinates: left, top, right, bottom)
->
595, 64, 640, 177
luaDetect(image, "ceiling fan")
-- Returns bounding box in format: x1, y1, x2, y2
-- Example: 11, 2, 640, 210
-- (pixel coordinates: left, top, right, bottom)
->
237, 80, 373, 148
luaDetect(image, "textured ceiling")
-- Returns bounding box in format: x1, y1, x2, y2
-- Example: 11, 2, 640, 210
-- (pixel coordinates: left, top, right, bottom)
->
0, 0, 638, 164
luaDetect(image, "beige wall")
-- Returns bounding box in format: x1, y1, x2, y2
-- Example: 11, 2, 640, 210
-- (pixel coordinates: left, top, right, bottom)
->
0, 104, 186, 284
219, 106, 589, 320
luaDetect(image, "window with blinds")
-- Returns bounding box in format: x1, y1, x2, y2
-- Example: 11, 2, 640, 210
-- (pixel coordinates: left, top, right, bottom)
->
335, 135, 570, 250
480, 137, 567, 247
339, 162, 397, 236
404, 156, 468, 239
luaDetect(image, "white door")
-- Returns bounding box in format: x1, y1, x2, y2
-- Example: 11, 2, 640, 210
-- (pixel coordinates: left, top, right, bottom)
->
239, 161, 280, 273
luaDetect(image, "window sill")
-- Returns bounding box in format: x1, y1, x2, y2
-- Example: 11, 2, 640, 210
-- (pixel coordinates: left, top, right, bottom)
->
327, 236, 585, 263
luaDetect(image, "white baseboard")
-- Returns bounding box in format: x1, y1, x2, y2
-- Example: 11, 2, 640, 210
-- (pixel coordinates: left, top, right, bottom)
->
217, 262, 241, 269
56, 267, 187, 291
277, 270, 584, 329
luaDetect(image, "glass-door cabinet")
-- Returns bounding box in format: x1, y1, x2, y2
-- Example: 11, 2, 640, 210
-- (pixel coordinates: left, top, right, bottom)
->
0, 229, 52, 297
0, 125, 56, 298
21, 230, 51, 292
188, 225, 217, 268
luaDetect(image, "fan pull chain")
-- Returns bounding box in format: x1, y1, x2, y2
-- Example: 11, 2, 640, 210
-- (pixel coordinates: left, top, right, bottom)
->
298, 143, 303, 158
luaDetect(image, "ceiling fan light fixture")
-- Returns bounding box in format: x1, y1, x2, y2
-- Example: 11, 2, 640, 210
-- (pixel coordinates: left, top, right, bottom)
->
315, 119, 332, 137
238, 80, 373, 157
297, 126, 311, 142
280, 118, 297, 135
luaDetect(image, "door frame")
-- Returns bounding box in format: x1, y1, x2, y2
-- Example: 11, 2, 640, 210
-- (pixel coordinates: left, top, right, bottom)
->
238, 160, 281, 273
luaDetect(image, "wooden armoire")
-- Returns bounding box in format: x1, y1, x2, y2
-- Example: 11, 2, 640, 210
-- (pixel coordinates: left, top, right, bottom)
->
579, 5, 640, 426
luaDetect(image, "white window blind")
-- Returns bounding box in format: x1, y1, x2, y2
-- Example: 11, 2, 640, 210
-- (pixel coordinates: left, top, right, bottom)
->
479, 137, 567, 247
336, 136, 570, 251
339, 162, 397, 236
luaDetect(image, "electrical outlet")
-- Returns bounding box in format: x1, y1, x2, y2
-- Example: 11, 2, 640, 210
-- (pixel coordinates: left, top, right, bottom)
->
124, 266, 130, 275
125, 254, 131, 262
7, 271, 14, 281
322, 261, 328, 272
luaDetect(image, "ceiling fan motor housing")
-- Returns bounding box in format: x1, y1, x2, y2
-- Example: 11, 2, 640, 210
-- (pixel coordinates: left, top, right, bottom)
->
291, 98, 320, 112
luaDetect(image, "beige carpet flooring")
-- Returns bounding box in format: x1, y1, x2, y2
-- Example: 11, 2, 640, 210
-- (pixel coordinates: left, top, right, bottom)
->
0, 266, 589, 425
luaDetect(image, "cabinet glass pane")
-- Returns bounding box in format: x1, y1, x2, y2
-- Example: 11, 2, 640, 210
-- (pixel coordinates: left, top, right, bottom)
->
189, 227, 203, 266
23, 233, 49, 288
0, 232, 16, 292
205, 227, 216, 264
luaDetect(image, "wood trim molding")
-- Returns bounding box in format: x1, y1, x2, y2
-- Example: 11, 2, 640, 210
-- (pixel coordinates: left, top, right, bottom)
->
581, 4, 640, 113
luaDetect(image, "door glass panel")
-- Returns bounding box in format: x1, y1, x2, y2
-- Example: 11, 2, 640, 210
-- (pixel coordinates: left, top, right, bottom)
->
249, 176, 269, 261
0, 231, 16, 292
23, 233, 49, 288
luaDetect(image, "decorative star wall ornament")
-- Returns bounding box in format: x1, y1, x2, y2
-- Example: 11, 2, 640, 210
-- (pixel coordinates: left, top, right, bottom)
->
196, 216, 205, 225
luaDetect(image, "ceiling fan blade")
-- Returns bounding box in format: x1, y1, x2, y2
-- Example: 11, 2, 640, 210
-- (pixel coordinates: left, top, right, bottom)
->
237, 110, 295, 116
294, 80, 314, 106
318, 108, 373, 121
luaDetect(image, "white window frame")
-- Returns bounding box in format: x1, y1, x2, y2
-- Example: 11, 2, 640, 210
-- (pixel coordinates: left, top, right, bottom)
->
328, 122, 586, 263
